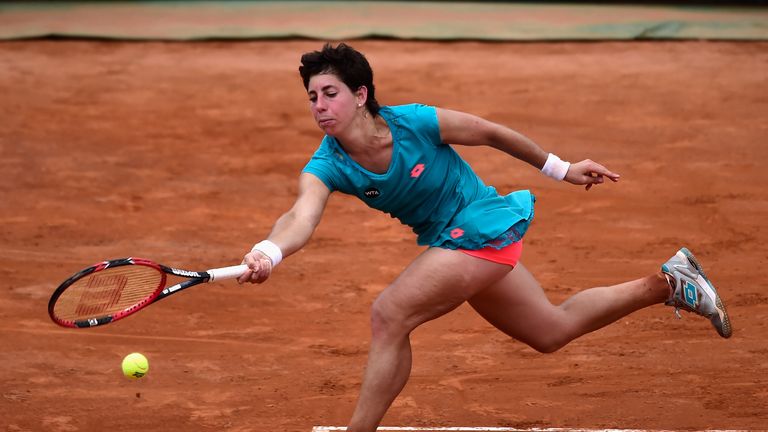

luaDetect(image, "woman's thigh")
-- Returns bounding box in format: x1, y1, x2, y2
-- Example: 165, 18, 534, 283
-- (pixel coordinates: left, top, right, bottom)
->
374, 247, 512, 333
467, 262, 563, 346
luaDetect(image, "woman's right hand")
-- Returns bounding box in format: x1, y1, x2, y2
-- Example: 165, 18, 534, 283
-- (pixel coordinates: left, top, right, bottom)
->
237, 250, 273, 284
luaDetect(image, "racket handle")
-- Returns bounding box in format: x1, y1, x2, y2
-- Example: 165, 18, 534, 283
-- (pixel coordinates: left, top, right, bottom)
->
207, 264, 249, 281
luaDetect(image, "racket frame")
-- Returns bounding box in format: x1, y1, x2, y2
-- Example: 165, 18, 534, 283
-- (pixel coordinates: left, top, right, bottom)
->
48, 257, 209, 328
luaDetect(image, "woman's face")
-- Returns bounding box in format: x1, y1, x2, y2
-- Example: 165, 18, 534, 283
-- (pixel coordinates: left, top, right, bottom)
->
307, 73, 362, 136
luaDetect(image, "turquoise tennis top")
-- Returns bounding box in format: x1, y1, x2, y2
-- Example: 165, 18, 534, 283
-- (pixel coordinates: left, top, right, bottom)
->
302, 103, 535, 250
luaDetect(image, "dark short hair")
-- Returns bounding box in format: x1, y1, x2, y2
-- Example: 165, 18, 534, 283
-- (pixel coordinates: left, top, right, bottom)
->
299, 43, 381, 115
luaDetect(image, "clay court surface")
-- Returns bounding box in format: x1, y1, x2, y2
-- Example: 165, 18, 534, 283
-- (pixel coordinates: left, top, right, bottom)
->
1, 38, 767, 431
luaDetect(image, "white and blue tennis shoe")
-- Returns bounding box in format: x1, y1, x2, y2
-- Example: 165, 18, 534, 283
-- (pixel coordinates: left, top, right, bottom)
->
662, 248, 732, 338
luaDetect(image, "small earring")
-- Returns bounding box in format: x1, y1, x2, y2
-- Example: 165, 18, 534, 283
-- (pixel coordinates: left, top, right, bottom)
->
358, 103, 362, 107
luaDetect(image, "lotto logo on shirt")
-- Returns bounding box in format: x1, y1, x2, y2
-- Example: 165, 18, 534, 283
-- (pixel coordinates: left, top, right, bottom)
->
410, 163, 425, 178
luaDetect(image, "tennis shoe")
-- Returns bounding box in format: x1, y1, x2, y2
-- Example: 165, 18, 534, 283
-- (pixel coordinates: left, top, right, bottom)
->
662, 247, 732, 338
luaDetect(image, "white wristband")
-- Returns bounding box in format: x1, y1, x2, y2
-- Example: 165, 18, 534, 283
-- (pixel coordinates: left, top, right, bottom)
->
251, 240, 283, 267
541, 153, 570, 181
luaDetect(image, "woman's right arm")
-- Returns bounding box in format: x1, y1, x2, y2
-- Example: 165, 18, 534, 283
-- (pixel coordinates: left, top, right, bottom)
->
238, 172, 331, 284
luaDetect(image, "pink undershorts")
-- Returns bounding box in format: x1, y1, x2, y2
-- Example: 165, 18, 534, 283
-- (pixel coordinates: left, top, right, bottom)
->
459, 240, 523, 268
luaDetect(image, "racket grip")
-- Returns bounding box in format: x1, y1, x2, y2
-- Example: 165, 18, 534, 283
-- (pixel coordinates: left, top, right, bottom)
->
207, 264, 249, 281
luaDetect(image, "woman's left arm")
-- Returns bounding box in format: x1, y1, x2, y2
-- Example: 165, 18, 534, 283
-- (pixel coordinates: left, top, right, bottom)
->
436, 108, 620, 190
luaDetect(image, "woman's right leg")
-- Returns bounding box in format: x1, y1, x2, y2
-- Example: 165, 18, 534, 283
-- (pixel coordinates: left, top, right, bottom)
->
468, 262, 670, 353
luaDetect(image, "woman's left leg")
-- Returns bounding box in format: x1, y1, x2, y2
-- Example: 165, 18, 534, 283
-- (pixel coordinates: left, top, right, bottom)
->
468, 262, 670, 353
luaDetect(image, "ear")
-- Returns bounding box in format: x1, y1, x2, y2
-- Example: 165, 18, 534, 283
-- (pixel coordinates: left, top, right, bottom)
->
356, 86, 368, 107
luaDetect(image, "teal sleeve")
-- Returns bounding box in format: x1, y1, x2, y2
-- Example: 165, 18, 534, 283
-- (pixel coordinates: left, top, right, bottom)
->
410, 104, 443, 147
302, 148, 338, 192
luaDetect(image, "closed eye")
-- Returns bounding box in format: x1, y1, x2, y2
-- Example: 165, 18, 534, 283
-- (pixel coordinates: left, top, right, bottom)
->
309, 91, 337, 104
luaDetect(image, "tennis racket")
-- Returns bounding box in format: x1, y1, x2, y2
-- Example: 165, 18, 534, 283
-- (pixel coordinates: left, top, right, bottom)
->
48, 257, 247, 328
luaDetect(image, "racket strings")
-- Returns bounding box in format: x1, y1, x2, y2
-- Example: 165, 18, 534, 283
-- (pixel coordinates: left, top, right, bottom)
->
53, 265, 163, 320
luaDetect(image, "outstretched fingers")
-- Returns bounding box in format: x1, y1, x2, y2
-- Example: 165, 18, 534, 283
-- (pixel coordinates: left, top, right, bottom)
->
566, 159, 620, 190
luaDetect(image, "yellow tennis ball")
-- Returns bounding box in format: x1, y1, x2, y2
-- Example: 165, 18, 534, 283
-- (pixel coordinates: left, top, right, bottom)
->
121, 353, 149, 380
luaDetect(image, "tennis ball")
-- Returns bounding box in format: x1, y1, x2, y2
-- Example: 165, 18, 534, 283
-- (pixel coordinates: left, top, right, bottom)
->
121, 352, 149, 380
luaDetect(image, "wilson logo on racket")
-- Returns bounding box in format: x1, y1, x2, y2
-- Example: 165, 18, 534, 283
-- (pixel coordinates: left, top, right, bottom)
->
170, 268, 202, 278
75, 274, 127, 315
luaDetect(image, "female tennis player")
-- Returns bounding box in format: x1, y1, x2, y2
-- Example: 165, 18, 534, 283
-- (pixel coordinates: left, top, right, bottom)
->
238, 43, 731, 432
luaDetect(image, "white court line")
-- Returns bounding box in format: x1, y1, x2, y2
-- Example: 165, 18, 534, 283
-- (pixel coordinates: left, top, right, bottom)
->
312, 428, 748, 432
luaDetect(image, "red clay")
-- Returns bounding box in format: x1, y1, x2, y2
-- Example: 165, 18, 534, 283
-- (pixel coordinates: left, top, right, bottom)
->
1, 40, 767, 431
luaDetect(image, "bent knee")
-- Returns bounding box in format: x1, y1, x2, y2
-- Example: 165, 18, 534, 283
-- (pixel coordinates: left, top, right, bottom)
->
519, 329, 573, 354
369, 296, 412, 341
